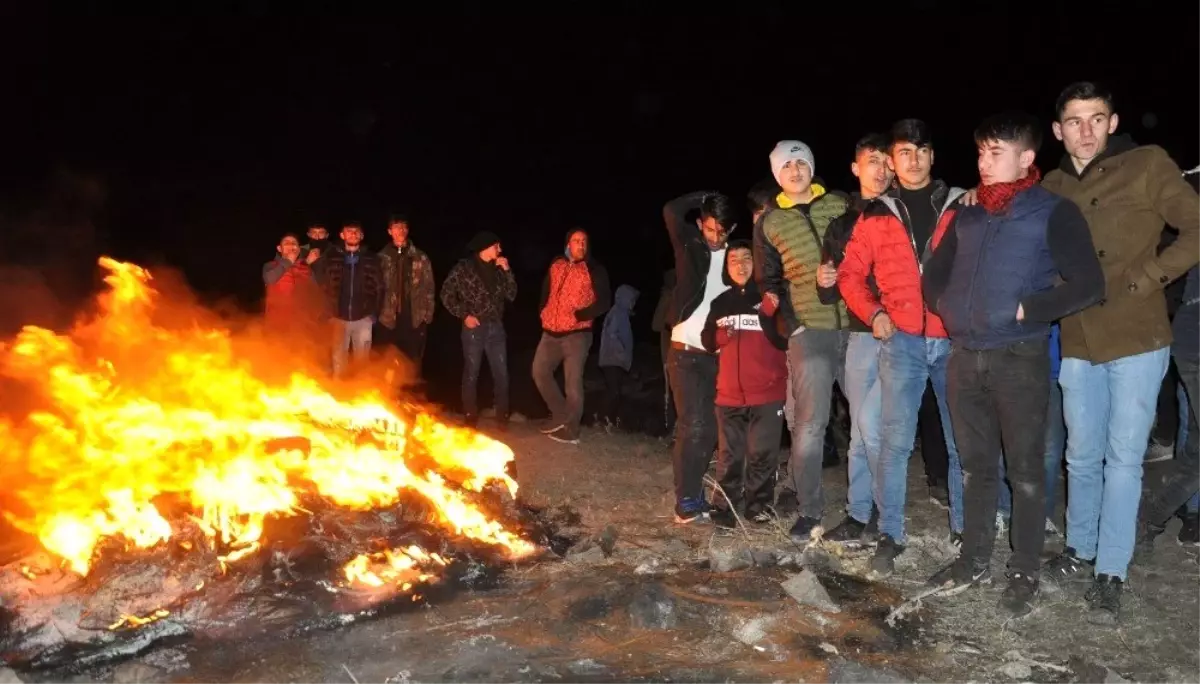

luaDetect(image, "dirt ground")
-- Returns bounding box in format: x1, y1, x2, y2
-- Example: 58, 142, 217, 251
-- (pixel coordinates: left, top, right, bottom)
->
11, 421, 1200, 683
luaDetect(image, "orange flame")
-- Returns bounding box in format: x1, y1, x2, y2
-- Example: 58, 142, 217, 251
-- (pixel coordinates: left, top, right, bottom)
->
0, 257, 534, 579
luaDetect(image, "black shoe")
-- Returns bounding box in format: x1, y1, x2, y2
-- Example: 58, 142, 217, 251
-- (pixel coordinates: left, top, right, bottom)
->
788, 516, 821, 544
824, 516, 868, 546
927, 558, 992, 595
861, 511, 880, 545
1043, 547, 1093, 582
673, 497, 710, 525
710, 507, 738, 530
1085, 574, 1123, 625
745, 506, 774, 525
1179, 513, 1200, 546
928, 480, 950, 510
949, 531, 963, 551
546, 425, 580, 445
774, 490, 799, 517
998, 572, 1039, 617
870, 535, 906, 576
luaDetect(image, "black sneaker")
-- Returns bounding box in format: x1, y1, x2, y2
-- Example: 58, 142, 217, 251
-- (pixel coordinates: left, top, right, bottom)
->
788, 516, 821, 544
949, 531, 963, 551
998, 572, 1039, 617
824, 516, 868, 546
774, 490, 799, 517
861, 510, 880, 546
1085, 574, 1123, 625
1144, 438, 1175, 463
1042, 547, 1093, 582
1132, 522, 1165, 565
1179, 513, 1200, 546
546, 425, 580, 445
745, 507, 774, 525
927, 558, 992, 595
870, 535, 906, 576
710, 507, 738, 530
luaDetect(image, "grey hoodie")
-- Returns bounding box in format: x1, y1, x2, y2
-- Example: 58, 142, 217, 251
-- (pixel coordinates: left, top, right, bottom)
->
599, 285, 640, 370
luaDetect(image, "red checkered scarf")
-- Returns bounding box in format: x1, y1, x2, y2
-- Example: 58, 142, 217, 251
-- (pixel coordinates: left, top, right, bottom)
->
977, 165, 1042, 214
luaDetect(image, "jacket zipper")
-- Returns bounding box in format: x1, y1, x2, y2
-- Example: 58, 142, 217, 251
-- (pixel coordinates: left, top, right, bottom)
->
894, 198, 928, 337
800, 206, 842, 330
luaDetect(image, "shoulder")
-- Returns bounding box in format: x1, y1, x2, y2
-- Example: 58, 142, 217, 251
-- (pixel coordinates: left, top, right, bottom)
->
817, 190, 851, 210
861, 196, 900, 221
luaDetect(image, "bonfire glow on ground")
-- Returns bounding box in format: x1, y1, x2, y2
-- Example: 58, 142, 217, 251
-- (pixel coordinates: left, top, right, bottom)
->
0, 257, 534, 586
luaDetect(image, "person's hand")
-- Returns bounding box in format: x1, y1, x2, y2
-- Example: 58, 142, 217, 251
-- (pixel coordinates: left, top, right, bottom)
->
465, 315, 480, 329
306, 248, 321, 265
871, 312, 896, 340
817, 262, 837, 288
761, 292, 780, 316
1016, 303, 1024, 322
960, 188, 979, 207
495, 256, 510, 271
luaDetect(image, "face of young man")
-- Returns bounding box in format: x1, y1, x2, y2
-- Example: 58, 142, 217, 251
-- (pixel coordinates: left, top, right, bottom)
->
851, 148, 893, 199
387, 221, 409, 247
977, 139, 1035, 186
888, 142, 934, 189
341, 225, 363, 249
278, 235, 301, 261
567, 231, 588, 261
1052, 98, 1119, 169
697, 216, 729, 250
777, 159, 813, 197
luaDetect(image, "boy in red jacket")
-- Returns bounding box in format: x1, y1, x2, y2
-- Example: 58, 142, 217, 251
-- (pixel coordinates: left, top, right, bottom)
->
702, 241, 789, 528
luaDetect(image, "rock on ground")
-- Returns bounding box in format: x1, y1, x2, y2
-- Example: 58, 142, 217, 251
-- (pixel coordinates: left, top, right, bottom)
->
781, 569, 841, 613
627, 582, 677, 630
0, 667, 23, 684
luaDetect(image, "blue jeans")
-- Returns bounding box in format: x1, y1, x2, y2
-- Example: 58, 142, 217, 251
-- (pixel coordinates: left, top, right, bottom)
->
331, 316, 374, 378
461, 320, 509, 418
1061, 347, 1170, 579
844, 332, 881, 523
997, 380, 1066, 521
785, 329, 848, 519
869, 331, 962, 543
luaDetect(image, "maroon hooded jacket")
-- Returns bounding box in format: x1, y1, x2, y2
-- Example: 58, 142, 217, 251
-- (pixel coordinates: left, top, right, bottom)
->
701, 277, 788, 407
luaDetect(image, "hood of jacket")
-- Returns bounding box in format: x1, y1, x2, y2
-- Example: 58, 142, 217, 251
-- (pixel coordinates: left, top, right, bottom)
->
613, 284, 639, 310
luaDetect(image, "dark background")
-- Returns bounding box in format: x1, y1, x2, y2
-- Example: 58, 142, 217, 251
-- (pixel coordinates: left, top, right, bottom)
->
2, 5, 1197, 417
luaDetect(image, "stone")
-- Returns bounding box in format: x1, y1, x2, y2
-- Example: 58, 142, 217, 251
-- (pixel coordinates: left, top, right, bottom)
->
709, 546, 753, 573
996, 661, 1032, 680
781, 569, 841, 613
112, 661, 166, 684
1069, 656, 1129, 683
732, 616, 776, 645
660, 538, 692, 556
0, 667, 23, 684
627, 582, 677, 630
566, 546, 606, 564
827, 658, 910, 683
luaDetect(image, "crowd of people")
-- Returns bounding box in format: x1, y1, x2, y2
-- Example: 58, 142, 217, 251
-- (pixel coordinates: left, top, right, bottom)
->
657, 81, 1198, 623
262, 80, 1199, 625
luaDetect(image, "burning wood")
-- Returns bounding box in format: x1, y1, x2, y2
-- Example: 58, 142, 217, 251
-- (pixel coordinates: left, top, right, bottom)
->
0, 258, 543, 670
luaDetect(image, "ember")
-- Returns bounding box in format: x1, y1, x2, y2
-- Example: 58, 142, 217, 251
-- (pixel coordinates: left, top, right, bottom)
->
0, 257, 542, 669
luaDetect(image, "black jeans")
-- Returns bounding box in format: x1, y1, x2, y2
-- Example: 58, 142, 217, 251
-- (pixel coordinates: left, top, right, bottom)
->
1141, 354, 1200, 526
1152, 357, 1183, 445
715, 401, 786, 516
461, 320, 508, 419
668, 348, 718, 504
919, 381, 950, 484
600, 365, 627, 424
376, 317, 428, 372
947, 339, 1050, 577
532, 331, 594, 437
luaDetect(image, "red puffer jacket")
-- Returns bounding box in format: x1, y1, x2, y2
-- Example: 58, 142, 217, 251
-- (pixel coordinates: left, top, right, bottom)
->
838, 199, 957, 338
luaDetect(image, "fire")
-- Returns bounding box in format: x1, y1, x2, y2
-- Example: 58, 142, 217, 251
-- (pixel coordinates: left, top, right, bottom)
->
342, 544, 448, 590
0, 257, 534, 580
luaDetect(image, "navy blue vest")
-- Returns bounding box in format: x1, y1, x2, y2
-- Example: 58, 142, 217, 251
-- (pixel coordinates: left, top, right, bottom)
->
936, 185, 1060, 350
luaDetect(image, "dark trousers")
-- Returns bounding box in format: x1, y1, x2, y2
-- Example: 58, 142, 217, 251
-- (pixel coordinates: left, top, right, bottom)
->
376, 317, 428, 371
661, 328, 677, 434
532, 331, 594, 437
948, 339, 1050, 577
1152, 357, 1183, 444
715, 401, 785, 516
919, 381, 950, 484
461, 320, 508, 419
1141, 354, 1200, 526
668, 348, 718, 504
600, 365, 627, 424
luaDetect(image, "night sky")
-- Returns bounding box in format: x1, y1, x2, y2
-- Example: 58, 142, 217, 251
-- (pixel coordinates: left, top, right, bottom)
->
2, 6, 1197, 411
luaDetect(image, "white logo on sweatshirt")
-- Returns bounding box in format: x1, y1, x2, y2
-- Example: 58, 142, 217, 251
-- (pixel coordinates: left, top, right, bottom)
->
716, 314, 764, 331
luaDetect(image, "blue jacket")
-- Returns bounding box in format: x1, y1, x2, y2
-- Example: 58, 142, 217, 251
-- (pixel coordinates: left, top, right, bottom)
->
599, 285, 639, 370
924, 185, 1104, 352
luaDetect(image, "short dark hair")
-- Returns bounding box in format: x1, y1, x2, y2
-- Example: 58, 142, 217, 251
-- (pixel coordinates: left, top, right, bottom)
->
342, 222, 363, 232
1055, 81, 1116, 121
726, 239, 752, 254
280, 232, 301, 244
855, 133, 890, 158
388, 212, 409, 225
974, 111, 1043, 153
746, 177, 779, 215
700, 192, 738, 230
889, 119, 933, 151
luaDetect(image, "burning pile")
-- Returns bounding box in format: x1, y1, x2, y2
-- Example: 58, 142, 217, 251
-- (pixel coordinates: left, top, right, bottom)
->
0, 258, 538, 669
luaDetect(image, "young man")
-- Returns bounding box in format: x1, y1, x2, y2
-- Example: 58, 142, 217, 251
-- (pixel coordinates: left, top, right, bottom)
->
533, 228, 612, 445
263, 233, 322, 337
320, 222, 383, 378
816, 133, 894, 545
377, 213, 436, 375
1040, 82, 1199, 624
837, 120, 966, 575
702, 240, 788, 528
754, 141, 851, 542
664, 191, 737, 524
440, 231, 518, 428
923, 111, 1104, 617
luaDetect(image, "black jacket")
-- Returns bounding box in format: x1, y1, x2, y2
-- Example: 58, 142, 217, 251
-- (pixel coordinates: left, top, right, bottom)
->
664, 191, 724, 327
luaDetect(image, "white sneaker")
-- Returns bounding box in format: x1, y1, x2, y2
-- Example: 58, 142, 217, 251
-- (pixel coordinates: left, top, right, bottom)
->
1044, 518, 1060, 536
